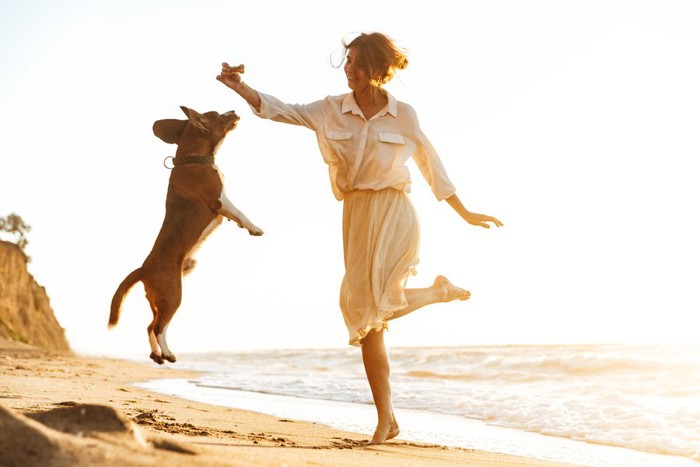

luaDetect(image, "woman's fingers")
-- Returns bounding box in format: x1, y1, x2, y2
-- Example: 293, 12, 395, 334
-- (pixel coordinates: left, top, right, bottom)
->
469, 214, 503, 228
220, 62, 233, 75
478, 214, 503, 228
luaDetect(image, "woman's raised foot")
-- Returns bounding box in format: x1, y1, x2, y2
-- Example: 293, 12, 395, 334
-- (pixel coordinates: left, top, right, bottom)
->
434, 275, 471, 302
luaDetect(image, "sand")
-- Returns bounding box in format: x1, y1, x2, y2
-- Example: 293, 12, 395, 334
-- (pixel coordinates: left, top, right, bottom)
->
0, 338, 577, 467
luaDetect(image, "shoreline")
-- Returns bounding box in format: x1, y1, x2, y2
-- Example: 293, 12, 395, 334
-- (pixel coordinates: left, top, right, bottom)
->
0, 338, 574, 466
137, 376, 698, 467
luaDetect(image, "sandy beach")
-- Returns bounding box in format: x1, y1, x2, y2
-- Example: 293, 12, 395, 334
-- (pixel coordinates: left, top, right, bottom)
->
0, 338, 580, 467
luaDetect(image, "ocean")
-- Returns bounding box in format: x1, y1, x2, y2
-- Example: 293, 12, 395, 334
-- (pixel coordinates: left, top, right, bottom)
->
134, 343, 700, 466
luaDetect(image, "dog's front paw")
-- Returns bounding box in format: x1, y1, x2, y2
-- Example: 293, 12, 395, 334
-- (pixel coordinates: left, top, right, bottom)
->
247, 225, 264, 236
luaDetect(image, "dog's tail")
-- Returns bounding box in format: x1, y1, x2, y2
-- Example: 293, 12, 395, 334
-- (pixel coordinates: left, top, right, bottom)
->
109, 268, 143, 328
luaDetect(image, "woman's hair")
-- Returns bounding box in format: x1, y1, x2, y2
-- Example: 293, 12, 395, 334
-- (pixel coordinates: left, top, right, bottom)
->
342, 32, 408, 86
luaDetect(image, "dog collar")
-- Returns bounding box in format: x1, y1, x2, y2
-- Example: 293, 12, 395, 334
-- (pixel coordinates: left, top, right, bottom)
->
163, 155, 215, 169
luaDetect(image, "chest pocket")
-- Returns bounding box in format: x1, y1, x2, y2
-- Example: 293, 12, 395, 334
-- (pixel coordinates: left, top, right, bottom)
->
326, 129, 353, 141
378, 132, 405, 145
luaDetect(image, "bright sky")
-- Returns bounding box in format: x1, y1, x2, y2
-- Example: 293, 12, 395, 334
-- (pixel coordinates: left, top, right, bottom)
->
1, 0, 699, 357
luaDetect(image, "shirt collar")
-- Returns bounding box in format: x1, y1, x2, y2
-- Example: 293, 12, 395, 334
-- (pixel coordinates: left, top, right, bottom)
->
342, 91, 398, 118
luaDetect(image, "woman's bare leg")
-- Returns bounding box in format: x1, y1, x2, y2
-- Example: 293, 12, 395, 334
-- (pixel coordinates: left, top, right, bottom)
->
361, 329, 400, 444
360, 276, 468, 444
388, 275, 470, 322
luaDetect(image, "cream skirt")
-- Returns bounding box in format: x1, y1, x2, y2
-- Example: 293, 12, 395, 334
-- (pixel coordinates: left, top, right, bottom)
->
340, 188, 420, 346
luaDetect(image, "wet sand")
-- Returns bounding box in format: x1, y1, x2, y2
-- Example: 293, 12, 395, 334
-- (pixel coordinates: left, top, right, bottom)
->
0, 338, 577, 466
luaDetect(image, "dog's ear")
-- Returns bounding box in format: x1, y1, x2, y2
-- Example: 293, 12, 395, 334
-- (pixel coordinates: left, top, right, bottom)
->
153, 119, 187, 144
180, 106, 211, 135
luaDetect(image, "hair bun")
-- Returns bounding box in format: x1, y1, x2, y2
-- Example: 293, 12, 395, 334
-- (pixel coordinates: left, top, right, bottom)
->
394, 53, 409, 70
343, 32, 409, 85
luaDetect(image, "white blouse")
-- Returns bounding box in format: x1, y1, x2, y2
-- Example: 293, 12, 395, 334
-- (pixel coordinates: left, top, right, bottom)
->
250, 91, 456, 201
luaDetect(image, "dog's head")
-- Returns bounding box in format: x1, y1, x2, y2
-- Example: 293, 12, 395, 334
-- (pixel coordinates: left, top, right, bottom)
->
152, 106, 240, 154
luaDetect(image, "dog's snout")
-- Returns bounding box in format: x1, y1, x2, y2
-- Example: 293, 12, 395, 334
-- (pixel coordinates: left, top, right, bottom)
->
222, 111, 239, 132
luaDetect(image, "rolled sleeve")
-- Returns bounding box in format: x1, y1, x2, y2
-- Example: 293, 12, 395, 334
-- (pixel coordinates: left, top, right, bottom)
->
412, 123, 457, 201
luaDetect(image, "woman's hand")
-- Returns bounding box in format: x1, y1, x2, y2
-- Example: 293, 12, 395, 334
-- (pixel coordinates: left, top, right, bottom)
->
216, 62, 245, 91
446, 194, 503, 229
462, 211, 503, 229
216, 62, 262, 111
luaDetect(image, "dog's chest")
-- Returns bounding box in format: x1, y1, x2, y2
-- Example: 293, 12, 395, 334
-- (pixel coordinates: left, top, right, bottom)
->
167, 165, 224, 200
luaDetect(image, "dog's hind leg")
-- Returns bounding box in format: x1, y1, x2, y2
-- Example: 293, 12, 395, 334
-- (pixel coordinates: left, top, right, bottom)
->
156, 322, 176, 363
150, 286, 181, 364
144, 283, 179, 364
145, 295, 165, 364
147, 319, 164, 365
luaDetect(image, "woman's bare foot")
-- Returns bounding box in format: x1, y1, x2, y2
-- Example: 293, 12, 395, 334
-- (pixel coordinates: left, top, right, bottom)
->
369, 420, 400, 445
434, 275, 471, 302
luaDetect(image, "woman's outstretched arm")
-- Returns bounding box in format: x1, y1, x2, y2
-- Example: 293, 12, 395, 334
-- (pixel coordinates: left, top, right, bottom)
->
216, 63, 261, 111
445, 194, 503, 229
216, 62, 322, 130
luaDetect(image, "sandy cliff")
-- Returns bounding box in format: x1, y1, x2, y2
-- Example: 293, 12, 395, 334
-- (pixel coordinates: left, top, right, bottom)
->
0, 240, 70, 352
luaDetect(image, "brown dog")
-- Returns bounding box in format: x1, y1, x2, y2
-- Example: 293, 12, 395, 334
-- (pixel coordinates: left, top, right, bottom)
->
109, 106, 262, 364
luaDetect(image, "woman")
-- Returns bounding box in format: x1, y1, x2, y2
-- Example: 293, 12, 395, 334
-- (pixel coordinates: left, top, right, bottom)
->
217, 32, 502, 444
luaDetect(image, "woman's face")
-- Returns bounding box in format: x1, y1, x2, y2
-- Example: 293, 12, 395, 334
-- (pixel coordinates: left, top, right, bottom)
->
344, 47, 370, 93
